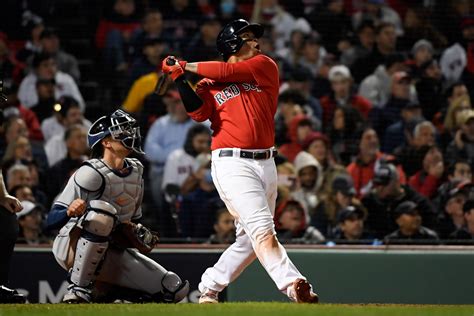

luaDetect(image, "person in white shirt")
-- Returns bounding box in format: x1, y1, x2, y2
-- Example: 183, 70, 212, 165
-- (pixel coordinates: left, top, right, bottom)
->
18, 52, 85, 111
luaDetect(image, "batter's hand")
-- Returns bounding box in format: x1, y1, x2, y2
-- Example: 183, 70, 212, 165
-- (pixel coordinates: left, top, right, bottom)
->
0, 194, 22, 213
162, 56, 187, 81
67, 198, 87, 217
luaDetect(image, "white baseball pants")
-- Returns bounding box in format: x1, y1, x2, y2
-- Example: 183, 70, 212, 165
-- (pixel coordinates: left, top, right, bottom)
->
198, 148, 305, 297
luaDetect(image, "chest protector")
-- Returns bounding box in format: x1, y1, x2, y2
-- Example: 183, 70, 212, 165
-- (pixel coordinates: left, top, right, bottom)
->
85, 158, 144, 222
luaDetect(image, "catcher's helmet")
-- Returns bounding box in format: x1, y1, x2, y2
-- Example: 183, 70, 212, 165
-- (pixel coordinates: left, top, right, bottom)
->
216, 19, 264, 60
88, 109, 144, 154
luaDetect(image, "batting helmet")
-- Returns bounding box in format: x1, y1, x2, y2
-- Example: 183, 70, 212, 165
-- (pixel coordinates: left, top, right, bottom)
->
216, 19, 264, 60
88, 109, 144, 154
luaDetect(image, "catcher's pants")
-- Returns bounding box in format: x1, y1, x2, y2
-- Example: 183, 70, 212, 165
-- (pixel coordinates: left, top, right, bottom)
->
199, 149, 304, 296
52, 222, 168, 294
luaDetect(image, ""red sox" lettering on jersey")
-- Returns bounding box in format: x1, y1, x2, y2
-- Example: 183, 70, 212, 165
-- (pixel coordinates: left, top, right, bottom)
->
214, 83, 262, 106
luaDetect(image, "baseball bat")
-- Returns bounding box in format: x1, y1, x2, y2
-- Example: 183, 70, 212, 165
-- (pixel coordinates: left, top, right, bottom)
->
154, 58, 177, 96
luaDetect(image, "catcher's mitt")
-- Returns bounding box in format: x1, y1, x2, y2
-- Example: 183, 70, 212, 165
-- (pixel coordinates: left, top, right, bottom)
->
110, 222, 159, 254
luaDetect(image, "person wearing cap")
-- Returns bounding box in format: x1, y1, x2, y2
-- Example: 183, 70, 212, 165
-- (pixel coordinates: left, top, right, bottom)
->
385, 201, 439, 243
128, 37, 167, 86
382, 101, 423, 154
358, 52, 406, 107
341, 20, 375, 67
361, 163, 436, 238
38, 27, 80, 82
129, 9, 169, 60
292, 151, 323, 224
311, 174, 362, 237
144, 87, 198, 213
450, 199, 474, 241
352, 1, 403, 39
319, 65, 371, 128
29, 76, 56, 123
446, 109, 474, 168
436, 179, 473, 238
16, 200, 46, 245
274, 89, 306, 146
351, 22, 398, 84
18, 52, 85, 111
369, 71, 414, 137
408, 145, 445, 198
346, 127, 406, 197
302, 131, 346, 197
274, 199, 325, 243
411, 39, 434, 69
185, 17, 222, 63
15, 12, 44, 63
330, 205, 371, 242
415, 59, 444, 121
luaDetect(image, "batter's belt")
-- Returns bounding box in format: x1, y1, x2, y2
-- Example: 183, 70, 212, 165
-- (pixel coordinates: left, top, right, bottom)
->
218, 149, 278, 160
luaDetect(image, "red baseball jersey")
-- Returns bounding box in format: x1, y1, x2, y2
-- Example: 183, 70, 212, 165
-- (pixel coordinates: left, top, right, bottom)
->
189, 54, 279, 150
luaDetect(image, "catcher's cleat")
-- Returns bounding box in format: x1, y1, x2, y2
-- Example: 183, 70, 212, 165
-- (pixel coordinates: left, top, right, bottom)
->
293, 279, 319, 303
0, 285, 26, 304
198, 288, 219, 304
62, 284, 92, 303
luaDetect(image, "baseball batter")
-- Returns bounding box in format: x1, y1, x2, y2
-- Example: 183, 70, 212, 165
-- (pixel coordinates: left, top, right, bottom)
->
161, 19, 318, 303
46, 109, 189, 303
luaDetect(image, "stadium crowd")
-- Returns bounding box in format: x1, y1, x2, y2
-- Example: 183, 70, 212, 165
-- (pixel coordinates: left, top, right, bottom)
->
1, 0, 474, 245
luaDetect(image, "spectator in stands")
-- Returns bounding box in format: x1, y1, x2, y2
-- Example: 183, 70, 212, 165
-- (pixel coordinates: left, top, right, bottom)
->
362, 163, 436, 238
311, 174, 360, 237
352, 22, 398, 83
347, 127, 406, 197
15, 12, 44, 63
274, 89, 305, 146
130, 9, 168, 60
302, 131, 346, 197
307, 0, 351, 55
28, 77, 56, 122
279, 115, 314, 162
385, 201, 439, 243
0, 33, 21, 86
395, 120, 436, 177
185, 16, 221, 62
216, 0, 242, 25
22, 160, 47, 210
161, 0, 199, 52
277, 162, 298, 194
416, 59, 444, 121
144, 89, 196, 210
399, 6, 447, 51
409, 39, 434, 78
16, 200, 46, 245
330, 205, 371, 242
327, 106, 365, 165
370, 71, 413, 137
320, 65, 371, 129
297, 34, 327, 79
6, 164, 31, 192
353, 0, 403, 34
95, 0, 141, 72
206, 207, 236, 244
358, 53, 406, 107
128, 37, 166, 86
45, 124, 88, 203
2, 136, 32, 166
440, 93, 471, 150
38, 28, 80, 82
292, 151, 322, 223
446, 109, 474, 167
1, 83, 43, 141
408, 145, 444, 198
341, 20, 375, 67
10, 184, 35, 203
41, 96, 91, 142
18, 53, 85, 111
383, 102, 423, 154
436, 180, 472, 238
274, 199, 325, 243
276, 29, 309, 67
450, 199, 474, 241
312, 54, 337, 99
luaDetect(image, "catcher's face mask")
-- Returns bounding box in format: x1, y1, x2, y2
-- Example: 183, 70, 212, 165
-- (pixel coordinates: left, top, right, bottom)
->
109, 110, 144, 155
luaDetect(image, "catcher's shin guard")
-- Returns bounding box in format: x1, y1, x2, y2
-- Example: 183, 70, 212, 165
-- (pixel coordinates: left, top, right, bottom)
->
70, 201, 117, 288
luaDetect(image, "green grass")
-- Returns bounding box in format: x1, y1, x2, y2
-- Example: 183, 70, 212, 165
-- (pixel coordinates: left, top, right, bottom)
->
1, 303, 474, 316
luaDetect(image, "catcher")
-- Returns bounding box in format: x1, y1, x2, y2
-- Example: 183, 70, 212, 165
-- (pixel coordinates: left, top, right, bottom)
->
46, 109, 189, 303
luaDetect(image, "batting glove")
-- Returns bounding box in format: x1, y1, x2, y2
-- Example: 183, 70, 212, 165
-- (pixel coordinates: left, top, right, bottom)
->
161, 56, 187, 81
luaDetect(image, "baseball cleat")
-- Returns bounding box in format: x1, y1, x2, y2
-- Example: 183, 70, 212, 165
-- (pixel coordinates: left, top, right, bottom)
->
62, 284, 92, 303
293, 279, 319, 303
198, 288, 219, 304
0, 285, 26, 304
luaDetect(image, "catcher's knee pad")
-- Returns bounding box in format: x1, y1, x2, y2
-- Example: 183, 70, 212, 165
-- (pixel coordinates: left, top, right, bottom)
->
82, 200, 117, 237
161, 271, 189, 303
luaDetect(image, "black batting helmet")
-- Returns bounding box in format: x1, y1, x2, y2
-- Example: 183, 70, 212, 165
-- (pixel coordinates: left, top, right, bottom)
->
216, 19, 264, 60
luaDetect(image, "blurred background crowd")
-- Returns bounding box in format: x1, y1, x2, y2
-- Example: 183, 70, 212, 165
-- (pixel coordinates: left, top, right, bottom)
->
1, 0, 474, 245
